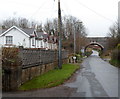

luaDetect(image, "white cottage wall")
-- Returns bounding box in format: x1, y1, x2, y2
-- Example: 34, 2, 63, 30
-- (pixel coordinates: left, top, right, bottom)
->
1, 28, 30, 48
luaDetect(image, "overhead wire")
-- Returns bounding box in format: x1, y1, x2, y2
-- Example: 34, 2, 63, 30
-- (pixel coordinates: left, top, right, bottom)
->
30, 0, 49, 19
28, 0, 114, 25
8, 0, 115, 23
61, 0, 71, 16
74, 0, 114, 23
49, 0, 57, 20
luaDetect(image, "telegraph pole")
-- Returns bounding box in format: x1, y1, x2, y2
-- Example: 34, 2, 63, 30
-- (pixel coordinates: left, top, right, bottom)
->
73, 25, 76, 63
73, 22, 82, 63
118, 2, 120, 36
58, 0, 62, 69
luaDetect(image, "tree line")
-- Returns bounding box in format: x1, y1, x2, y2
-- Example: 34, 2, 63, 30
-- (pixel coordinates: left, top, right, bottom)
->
107, 21, 120, 49
107, 21, 120, 67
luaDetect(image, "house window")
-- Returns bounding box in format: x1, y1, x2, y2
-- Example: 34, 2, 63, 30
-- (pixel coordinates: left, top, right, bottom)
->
37, 40, 39, 47
41, 41, 43, 48
32, 38, 34, 46
6, 36, 13, 44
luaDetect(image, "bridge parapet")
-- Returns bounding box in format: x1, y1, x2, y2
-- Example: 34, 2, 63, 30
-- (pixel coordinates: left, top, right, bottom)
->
85, 37, 109, 51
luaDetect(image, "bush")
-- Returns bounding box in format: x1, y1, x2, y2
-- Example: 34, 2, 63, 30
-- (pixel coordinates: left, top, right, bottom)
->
117, 43, 120, 49
75, 54, 81, 62
85, 51, 92, 57
2, 47, 21, 67
110, 49, 120, 67
111, 49, 120, 60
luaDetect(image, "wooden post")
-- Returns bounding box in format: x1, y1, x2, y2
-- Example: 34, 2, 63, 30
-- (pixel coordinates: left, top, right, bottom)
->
58, 0, 62, 69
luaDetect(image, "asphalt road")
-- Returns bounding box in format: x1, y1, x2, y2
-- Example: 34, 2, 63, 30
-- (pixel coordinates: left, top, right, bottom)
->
3, 50, 119, 98
65, 50, 118, 97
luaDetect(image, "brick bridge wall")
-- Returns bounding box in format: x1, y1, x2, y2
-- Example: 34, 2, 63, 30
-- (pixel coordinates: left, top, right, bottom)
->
86, 37, 109, 50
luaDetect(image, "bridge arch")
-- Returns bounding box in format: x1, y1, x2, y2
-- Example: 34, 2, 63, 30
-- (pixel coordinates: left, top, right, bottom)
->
85, 42, 104, 52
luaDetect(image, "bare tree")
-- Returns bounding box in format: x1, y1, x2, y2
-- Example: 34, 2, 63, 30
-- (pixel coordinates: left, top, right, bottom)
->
36, 23, 43, 32
2, 18, 18, 29
2, 17, 30, 29
62, 15, 87, 53
44, 20, 52, 34
43, 19, 58, 36
18, 17, 29, 28
107, 22, 120, 49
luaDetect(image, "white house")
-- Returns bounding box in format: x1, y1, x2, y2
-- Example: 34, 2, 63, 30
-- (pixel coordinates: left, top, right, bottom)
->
0, 26, 57, 50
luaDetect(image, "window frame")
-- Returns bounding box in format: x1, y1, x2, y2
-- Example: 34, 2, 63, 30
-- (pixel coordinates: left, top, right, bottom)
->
6, 36, 13, 45
32, 38, 35, 46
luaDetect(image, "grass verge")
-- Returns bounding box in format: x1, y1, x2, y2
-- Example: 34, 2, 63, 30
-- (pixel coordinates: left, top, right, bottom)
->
19, 64, 80, 91
110, 59, 120, 68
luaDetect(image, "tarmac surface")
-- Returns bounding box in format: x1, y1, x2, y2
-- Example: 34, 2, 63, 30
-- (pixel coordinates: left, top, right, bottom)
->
65, 50, 118, 97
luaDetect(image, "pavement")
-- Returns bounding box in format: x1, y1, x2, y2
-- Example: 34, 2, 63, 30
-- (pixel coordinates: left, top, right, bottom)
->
2, 50, 119, 98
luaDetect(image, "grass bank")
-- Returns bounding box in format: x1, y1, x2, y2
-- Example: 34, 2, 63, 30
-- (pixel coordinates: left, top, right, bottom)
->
110, 59, 120, 68
110, 49, 120, 68
19, 64, 80, 91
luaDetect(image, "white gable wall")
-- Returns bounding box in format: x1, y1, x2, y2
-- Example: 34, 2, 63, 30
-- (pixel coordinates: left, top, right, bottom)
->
0, 36, 4, 47
0, 28, 30, 48
0, 26, 58, 50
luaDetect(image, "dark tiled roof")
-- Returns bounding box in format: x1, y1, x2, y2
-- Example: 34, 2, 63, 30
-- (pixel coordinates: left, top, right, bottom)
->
0, 27, 35, 36
37, 32, 44, 37
20, 28, 35, 36
21, 29, 49, 39
43, 34, 49, 39
37, 32, 49, 39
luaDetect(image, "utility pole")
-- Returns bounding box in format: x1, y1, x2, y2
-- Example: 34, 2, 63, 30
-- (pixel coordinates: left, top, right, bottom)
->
58, 0, 62, 69
73, 25, 76, 63
118, 1, 120, 37
73, 22, 82, 63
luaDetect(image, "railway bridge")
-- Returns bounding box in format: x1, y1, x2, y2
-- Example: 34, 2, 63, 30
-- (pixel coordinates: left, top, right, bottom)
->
85, 37, 109, 51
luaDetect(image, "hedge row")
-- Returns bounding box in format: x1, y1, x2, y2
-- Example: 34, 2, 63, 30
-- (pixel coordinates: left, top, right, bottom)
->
110, 48, 120, 68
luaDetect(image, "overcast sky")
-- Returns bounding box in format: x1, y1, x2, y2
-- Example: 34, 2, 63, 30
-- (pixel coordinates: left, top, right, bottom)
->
0, 0, 119, 37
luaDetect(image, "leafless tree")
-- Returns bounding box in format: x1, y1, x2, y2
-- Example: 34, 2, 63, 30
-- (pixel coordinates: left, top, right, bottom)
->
107, 21, 120, 49
2, 17, 30, 29
2, 18, 18, 29
18, 17, 29, 28
36, 23, 43, 32
62, 16, 87, 53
